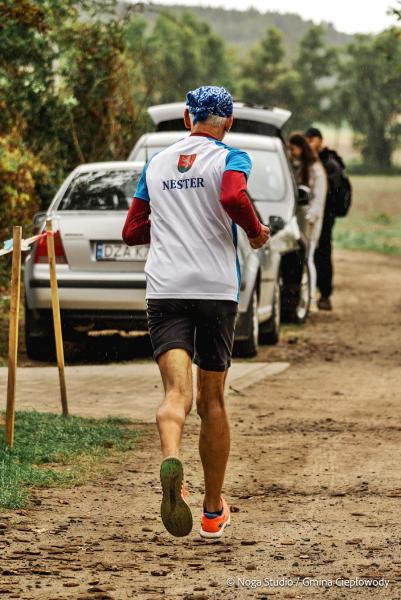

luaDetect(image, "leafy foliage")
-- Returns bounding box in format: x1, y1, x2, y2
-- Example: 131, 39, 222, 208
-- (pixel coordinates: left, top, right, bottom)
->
140, 3, 353, 55
240, 29, 300, 108
338, 30, 401, 168
0, 0, 400, 256
240, 26, 338, 130
131, 11, 234, 105
292, 26, 338, 127
63, 20, 142, 163
0, 132, 45, 242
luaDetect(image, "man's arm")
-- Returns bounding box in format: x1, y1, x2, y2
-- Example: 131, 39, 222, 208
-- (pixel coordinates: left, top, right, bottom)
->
220, 170, 269, 248
122, 162, 152, 246
122, 197, 151, 246
220, 170, 261, 237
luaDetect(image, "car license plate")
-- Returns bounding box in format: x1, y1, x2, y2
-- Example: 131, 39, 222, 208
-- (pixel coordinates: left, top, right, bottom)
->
96, 242, 148, 261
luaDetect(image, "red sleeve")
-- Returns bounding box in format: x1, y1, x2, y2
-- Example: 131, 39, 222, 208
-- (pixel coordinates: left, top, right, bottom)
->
221, 170, 262, 238
122, 197, 151, 246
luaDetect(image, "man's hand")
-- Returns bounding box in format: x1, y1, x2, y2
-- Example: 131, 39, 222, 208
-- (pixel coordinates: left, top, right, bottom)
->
249, 224, 270, 249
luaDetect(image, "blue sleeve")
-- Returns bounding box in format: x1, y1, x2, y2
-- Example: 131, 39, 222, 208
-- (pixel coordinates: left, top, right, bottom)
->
134, 160, 151, 202
224, 148, 252, 179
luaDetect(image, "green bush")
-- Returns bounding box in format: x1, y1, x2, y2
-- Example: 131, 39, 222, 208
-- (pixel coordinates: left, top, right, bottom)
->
0, 132, 47, 285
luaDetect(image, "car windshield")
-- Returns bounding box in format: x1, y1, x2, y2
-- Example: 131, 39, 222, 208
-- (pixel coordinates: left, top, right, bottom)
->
247, 149, 286, 202
57, 170, 140, 211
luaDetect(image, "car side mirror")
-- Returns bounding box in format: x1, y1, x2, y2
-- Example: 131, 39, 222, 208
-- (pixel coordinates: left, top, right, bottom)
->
268, 215, 285, 235
33, 212, 47, 234
297, 185, 311, 206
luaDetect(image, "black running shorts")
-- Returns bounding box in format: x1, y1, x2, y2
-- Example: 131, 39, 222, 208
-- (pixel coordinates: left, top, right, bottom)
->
146, 298, 238, 372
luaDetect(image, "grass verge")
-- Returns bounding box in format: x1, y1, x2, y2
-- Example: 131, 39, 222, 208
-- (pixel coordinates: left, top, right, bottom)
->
0, 411, 137, 510
334, 175, 401, 255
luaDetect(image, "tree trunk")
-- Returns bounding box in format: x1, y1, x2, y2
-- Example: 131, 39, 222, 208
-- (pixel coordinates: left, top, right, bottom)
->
362, 127, 392, 169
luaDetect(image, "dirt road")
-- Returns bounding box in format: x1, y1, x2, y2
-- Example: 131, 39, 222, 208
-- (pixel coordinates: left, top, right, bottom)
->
1, 248, 401, 600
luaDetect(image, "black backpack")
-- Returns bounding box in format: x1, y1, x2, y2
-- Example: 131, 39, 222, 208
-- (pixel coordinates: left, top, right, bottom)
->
333, 170, 352, 217
321, 149, 352, 218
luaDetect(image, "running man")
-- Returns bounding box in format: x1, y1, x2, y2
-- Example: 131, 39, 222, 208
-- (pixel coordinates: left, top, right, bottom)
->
122, 86, 269, 538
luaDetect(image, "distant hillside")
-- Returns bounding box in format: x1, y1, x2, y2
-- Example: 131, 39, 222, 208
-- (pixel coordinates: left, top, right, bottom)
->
119, 3, 354, 56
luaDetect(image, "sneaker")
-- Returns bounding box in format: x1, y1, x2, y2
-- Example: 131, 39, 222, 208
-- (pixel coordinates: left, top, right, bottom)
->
200, 496, 231, 539
309, 300, 319, 314
160, 457, 193, 537
318, 297, 332, 311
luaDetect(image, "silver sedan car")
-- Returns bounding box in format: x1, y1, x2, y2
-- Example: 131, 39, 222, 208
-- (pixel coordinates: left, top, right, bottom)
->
24, 162, 146, 360
24, 154, 284, 360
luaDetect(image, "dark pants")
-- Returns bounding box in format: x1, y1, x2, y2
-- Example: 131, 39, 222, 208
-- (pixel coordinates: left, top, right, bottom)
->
314, 212, 335, 299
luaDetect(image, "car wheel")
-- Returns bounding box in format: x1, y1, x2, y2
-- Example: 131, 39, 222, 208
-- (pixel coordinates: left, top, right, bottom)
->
25, 305, 55, 361
259, 278, 281, 345
235, 287, 259, 358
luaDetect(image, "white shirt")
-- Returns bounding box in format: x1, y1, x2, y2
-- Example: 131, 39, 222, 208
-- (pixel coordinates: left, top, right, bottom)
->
134, 134, 252, 302
307, 161, 328, 242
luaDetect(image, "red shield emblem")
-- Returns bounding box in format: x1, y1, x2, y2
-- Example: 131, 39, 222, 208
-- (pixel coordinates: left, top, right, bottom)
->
178, 154, 197, 173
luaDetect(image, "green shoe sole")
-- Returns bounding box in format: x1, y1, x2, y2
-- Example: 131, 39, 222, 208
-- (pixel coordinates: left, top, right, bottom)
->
160, 457, 193, 537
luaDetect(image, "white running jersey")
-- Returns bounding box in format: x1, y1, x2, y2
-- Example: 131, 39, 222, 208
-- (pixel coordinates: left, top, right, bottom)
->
134, 134, 252, 302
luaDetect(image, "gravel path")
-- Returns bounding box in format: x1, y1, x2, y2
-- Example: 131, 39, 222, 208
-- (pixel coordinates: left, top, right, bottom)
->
1, 248, 401, 599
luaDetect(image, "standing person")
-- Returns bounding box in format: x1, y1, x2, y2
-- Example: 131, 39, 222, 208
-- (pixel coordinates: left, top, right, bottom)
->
305, 127, 351, 311
122, 86, 269, 539
288, 133, 327, 311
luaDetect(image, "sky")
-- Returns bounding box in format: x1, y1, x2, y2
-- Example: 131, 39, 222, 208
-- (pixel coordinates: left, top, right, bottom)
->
142, 0, 396, 34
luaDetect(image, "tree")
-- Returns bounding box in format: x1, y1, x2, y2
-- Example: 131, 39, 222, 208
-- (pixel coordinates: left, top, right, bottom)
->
293, 26, 338, 127
338, 30, 401, 169
139, 11, 234, 105
0, 0, 146, 288
240, 28, 299, 107
239, 26, 337, 130
63, 20, 143, 164
390, 1, 401, 21
0, 0, 116, 137
0, 0, 144, 206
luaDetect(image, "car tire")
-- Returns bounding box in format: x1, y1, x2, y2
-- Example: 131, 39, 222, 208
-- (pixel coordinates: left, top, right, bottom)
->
235, 287, 259, 358
282, 260, 310, 324
259, 278, 281, 345
25, 305, 55, 361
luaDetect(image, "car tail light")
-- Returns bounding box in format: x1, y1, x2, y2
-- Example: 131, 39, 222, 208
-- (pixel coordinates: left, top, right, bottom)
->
34, 231, 67, 264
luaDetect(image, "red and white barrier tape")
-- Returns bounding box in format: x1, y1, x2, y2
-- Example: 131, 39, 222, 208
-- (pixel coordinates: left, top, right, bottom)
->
0, 232, 48, 257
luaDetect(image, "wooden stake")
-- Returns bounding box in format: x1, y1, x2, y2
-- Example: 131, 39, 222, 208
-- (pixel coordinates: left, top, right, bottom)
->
46, 219, 69, 417
5, 226, 22, 448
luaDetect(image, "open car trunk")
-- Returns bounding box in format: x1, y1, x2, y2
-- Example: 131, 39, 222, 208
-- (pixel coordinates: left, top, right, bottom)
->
148, 102, 292, 137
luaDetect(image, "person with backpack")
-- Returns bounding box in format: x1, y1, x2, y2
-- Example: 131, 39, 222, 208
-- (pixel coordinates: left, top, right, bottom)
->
304, 127, 352, 311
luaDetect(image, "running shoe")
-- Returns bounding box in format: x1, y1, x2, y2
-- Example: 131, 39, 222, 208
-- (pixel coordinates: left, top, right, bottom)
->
160, 457, 193, 537
200, 496, 231, 539
318, 296, 332, 311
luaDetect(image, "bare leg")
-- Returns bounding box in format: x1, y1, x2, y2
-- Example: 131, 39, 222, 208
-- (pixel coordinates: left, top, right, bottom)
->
156, 348, 193, 458
197, 368, 230, 513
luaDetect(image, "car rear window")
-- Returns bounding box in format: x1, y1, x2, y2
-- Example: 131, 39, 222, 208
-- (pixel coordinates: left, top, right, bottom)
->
57, 170, 140, 211
247, 149, 286, 202
131, 146, 170, 161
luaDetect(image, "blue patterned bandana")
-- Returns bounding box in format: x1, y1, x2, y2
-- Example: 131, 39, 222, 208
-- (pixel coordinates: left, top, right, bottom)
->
186, 86, 233, 124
